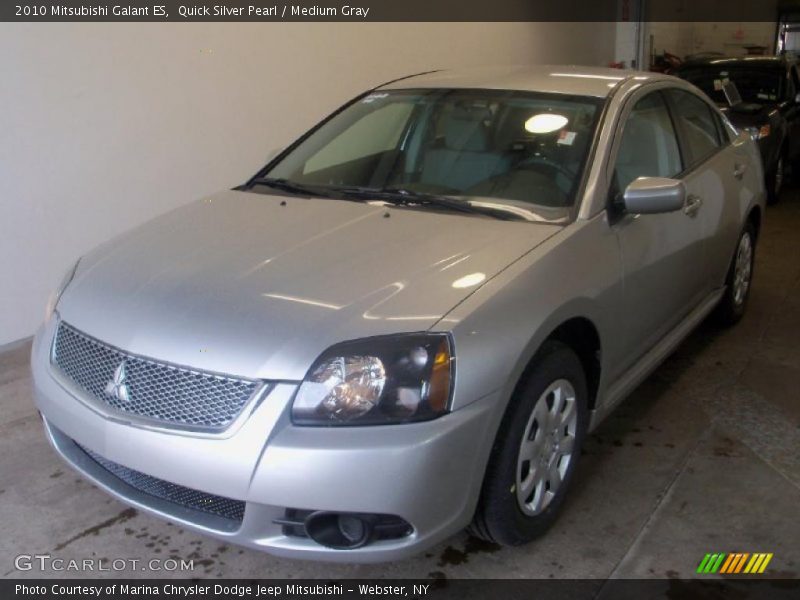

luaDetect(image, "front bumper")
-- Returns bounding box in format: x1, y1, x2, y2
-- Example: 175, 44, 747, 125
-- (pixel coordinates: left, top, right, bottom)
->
31, 319, 501, 562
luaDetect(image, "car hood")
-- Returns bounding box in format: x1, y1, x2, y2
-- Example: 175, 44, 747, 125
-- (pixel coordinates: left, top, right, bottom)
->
58, 190, 560, 381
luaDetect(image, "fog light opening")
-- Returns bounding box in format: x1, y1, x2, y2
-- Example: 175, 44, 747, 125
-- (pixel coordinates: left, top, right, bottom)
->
304, 512, 375, 549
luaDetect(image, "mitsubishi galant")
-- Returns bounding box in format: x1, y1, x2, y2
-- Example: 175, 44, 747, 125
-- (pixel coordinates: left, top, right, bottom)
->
32, 66, 765, 562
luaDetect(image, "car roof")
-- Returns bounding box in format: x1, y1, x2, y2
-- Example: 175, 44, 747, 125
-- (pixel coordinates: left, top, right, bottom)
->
678, 55, 788, 70
378, 65, 674, 99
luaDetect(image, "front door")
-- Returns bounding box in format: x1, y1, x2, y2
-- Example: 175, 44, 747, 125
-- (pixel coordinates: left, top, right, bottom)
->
610, 89, 707, 372
664, 88, 739, 291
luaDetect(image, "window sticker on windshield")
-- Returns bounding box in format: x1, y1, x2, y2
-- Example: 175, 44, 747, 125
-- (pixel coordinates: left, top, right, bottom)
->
713, 79, 723, 91
362, 93, 389, 103
557, 131, 576, 146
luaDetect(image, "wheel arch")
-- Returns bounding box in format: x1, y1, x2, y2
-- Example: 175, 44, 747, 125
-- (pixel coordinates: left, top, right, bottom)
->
545, 317, 602, 411
505, 312, 604, 415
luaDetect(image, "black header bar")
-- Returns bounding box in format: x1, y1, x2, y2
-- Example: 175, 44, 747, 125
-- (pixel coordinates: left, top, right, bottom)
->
1, 0, 787, 22
5, 578, 800, 600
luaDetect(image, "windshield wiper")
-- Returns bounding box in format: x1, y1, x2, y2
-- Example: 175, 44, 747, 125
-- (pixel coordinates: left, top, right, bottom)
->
330, 186, 519, 221
248, 177, 332, 197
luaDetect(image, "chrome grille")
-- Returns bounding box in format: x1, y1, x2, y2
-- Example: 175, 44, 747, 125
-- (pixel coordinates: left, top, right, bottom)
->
52, 321, 261, 431
78, 443, 245, 523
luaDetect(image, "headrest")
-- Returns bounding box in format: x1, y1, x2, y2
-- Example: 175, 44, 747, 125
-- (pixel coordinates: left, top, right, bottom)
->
441, 105, 491, 152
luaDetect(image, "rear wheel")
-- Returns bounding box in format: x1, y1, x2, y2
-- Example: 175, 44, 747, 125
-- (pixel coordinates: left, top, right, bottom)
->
469, 341, 588, 545
714, 222, 756, 326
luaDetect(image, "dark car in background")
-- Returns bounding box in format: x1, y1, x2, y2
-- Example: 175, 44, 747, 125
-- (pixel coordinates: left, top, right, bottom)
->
675, 56, 800, 203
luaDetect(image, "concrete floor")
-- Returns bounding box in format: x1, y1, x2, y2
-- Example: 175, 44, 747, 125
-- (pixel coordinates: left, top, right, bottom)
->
2, 189, 800, 581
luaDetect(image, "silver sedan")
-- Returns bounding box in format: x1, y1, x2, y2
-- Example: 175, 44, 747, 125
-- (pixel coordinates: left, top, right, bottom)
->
32, 65, 765, 562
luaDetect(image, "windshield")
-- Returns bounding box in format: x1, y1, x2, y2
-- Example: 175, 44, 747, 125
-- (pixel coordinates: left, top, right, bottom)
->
678, 66, 783, 104
258, 89, 602, 222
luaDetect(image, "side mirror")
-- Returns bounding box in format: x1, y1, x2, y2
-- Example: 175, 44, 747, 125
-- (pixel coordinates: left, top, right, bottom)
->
623, 177, 686, 215
794, 92, 800, 104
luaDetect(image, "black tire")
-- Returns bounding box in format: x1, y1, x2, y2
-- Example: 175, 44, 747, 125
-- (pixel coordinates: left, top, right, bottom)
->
469, 340, 588, 546
766, 154, 784, 205
714, 222, 756, 327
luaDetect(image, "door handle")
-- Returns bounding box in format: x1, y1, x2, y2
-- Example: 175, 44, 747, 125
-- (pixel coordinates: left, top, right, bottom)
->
684, 194, 703, 217
733, 163, 747, 180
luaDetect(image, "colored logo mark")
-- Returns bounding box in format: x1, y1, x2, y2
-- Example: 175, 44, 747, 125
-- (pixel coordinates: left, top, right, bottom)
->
696, 552, 773, 574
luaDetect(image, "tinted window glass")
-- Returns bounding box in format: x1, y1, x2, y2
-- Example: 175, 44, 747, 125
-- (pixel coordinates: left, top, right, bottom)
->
615, 92, 683, 193
667, 90, 722, 166
677, 66, 783, 104
266, 89, 602, 219
304, 102, 414, 174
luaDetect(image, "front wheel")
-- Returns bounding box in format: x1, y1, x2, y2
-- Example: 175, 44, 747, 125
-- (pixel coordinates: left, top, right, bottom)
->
469, 341, 588, 545
714, 222, 756, 326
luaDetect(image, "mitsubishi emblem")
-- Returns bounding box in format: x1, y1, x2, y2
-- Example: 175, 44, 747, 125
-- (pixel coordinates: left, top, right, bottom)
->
105, 361, 131, 403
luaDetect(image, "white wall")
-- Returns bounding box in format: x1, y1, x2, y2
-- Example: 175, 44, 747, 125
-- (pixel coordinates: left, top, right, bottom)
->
0, 22, 616, 345
615, 21, 642, 68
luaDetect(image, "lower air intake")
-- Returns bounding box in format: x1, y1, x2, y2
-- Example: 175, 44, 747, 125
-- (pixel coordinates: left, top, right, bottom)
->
77, 443, 245, 523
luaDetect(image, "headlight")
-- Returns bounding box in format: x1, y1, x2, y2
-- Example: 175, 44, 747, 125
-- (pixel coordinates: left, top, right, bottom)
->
742, 124, 770, 140
292, 334, 453, 426
45, 258, 81, 319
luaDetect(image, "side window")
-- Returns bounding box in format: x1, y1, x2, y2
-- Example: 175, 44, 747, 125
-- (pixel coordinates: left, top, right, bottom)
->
666, 89, 722, 167
614, 92, 683, 193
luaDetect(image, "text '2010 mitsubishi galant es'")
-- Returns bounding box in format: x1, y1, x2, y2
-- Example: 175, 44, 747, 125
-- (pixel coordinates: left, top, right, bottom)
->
32, 66, 765, 562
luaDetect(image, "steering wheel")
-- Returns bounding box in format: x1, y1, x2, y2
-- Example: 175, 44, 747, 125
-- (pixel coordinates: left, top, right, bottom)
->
517, 156, 576, 183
